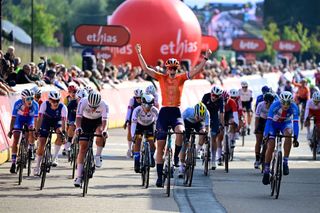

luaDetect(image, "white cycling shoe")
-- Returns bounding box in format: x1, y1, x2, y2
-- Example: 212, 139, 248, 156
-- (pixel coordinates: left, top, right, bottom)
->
95, 156, 102, 168
74, 177, 82, 187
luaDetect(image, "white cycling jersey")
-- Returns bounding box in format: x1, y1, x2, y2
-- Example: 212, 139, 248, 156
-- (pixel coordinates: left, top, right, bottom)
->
130, 106, 159, 137
255, 101, 269, 119
239, 88, 253, 102
76, 97, 109, 120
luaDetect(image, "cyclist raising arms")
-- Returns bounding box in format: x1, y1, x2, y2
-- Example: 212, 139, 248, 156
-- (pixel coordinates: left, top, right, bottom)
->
131, 94, 158, 173
135, 43, 211, 187
178, 102, 209, 177
74, 91, 109, 187
145, 84, 160, 109
262, 91, 299, 185
239, 81, 253, 135
124, 88, 143, 158
34, 91, 67, 175
254, 92, 275, 169
202, 85, 224, 170
8, 89, 39, 173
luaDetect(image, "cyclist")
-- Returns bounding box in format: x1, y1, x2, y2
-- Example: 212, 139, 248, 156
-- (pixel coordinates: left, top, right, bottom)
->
239, 81, 253, 135
229, 89, 244, 141
255, 86, 270, 110
262, 91, 299, 185
202, 85, 224, 170
64, 83, 78, 107
135, 43, 211, 187
65, 89, 88, 156
131, 93, 158, 173
74, 91, 109, 187
145, 84, 159, 109
124, 88, 143, 158
304, 91, 320, 151
254, 92, 275, 169
8, 89, 39, 173
178, 102, 209, 177
31, 86, 43, 107
34, 91, 67, 175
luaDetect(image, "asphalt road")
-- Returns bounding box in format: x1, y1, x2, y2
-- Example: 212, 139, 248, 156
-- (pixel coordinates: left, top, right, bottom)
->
0, 128, 319, 213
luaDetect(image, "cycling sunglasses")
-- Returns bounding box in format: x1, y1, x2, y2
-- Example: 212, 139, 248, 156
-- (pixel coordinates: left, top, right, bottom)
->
168, 66, 178, 71
211, 93, 220, 98
50, 99, 59, 104
281, 100, 291, 106
25, 97, 33, 102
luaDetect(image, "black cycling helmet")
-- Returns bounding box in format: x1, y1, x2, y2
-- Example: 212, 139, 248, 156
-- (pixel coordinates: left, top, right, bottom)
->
263, 92, 275, 103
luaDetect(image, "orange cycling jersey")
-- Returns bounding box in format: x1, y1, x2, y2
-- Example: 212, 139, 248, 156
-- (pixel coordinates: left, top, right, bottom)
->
154, 72, 189, 107
293, 82, 310, 100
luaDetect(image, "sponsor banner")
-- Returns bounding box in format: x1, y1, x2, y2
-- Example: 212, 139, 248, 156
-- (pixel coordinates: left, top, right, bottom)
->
273, 40, 301, 52
94, 48, 113, 61
201, 35, 219, 52
232, 38, 266, 52
74, 25, 130, 47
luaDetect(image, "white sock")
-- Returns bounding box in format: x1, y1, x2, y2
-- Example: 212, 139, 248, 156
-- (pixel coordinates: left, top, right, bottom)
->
77, 163, 84, 178
64, 142, 71, 150
217, 148, 222, 159
53, 145, 61, 160
35, 155, 42, 169
96, 146, 103, 156
211, 149, 216, 162
128, 141, 132, 150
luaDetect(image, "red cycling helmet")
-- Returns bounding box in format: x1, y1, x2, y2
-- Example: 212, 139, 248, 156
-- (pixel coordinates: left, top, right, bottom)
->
165, 58, 180, 67
221, 90, 229, 101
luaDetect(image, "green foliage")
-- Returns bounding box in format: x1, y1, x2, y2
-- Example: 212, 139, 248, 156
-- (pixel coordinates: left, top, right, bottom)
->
262, 22, 280, 61
294, 22, 311, 53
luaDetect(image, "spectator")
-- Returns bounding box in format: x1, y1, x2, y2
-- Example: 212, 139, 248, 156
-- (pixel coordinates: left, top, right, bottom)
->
4, 46, 15, 67
16, 64, 37, 84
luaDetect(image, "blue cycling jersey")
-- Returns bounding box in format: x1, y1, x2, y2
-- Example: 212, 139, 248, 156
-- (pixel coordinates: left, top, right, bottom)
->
263, 100, 299, 138
182, 107, 210, 126
12, 99, 39, 129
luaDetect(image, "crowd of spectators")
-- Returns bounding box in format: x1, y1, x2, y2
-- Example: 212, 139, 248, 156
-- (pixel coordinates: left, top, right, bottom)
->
0, 45, 319, 96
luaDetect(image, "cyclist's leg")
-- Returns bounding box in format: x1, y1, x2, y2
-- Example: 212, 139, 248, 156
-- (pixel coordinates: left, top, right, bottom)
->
210, 120, 220, 166
228, 118, 236, 148
146, 125, 156, 167
75, 138, 89, 186
133, 124, 143, 172
216, 130, 224, 165
263, 122, 277, 174
34, 129, 48, 175
127, 123, 132, 158
282, 122, 293, 175
254, 118, 266, 166
172, 108, 185, 166
65, 122, 75, 152
94, 119, 105, 167
52, 126, 64, 165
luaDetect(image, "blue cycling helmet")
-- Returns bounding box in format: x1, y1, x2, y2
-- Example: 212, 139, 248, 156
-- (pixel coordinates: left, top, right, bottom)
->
261, 86, 270, 94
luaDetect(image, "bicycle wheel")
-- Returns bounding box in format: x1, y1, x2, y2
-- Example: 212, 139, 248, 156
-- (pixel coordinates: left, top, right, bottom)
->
270, 156, 276, 196
312, 129, 317, 160
141, 153, 145, 187
188, 145, 196, 187
82, 151, 91, 197
204, 143, 210, 176
241, 128, 245, 147
184, 148, 191, 186
72, 142, 79, 179
40, 147, 49, 190
27, 149, 32, 177
224, 134, 229, 173
275, 151, 282, 199
166, 149, 171, 197
17, 143, 24, 185
144, 145, 150, 189
260, 143, 267, 173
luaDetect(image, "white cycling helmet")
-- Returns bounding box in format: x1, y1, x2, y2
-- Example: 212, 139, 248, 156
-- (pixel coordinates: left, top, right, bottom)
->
211, 85, 223, 96
76, 88, 88, 99
145, 85, 156, 96
49, 91, 61, 100
312, 91, 320, 102
229, 89, 239, 98
241, 81, 248, 87
88, 91, 101, 107
21, 89, 33, 99
134, 88, 143, 97
279, 91, 293, 102
142, 93, 154, 104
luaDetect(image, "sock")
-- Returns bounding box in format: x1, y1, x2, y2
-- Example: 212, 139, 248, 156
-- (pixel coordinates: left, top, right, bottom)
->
128, 141, 132, 150
156, 164, 163, 180
174, 145, 182, 158
77, 163, 84, 178
283, 157, 288, 165
96, 146, 103, 156
211, 148, 216, 162
35, 155, 42, 169
12, 153, 17, 164
53, 145, 61, 160
255, 154, 260, 162
264, 163, 270, 173
217, 147, 222, 159
133, 152, 140, 165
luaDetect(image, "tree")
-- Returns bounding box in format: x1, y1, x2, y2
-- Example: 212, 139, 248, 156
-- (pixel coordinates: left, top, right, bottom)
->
262, 22, 280, 61
309, 27, 320, 59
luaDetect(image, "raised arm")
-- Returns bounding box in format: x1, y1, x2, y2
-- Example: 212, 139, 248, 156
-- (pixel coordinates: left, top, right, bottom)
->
135, 44, 157, 79
189, 49, 212, 79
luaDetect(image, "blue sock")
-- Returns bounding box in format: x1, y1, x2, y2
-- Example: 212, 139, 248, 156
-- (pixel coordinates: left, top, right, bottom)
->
133, 152, 140, 164
283, 157, 288, 165
156, 164, 163, 180
12, 154, 17, 164
264, 163, 270, 174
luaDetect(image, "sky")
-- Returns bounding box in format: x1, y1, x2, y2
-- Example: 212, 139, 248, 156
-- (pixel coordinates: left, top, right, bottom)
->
184, 0, 264, 8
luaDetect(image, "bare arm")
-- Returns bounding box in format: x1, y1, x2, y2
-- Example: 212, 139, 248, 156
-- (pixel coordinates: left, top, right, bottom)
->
135, 44, 157, 79
189, 49, 212, 79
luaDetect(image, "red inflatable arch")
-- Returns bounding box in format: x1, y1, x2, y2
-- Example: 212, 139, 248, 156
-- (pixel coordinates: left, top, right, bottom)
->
108, 0, 202, 67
